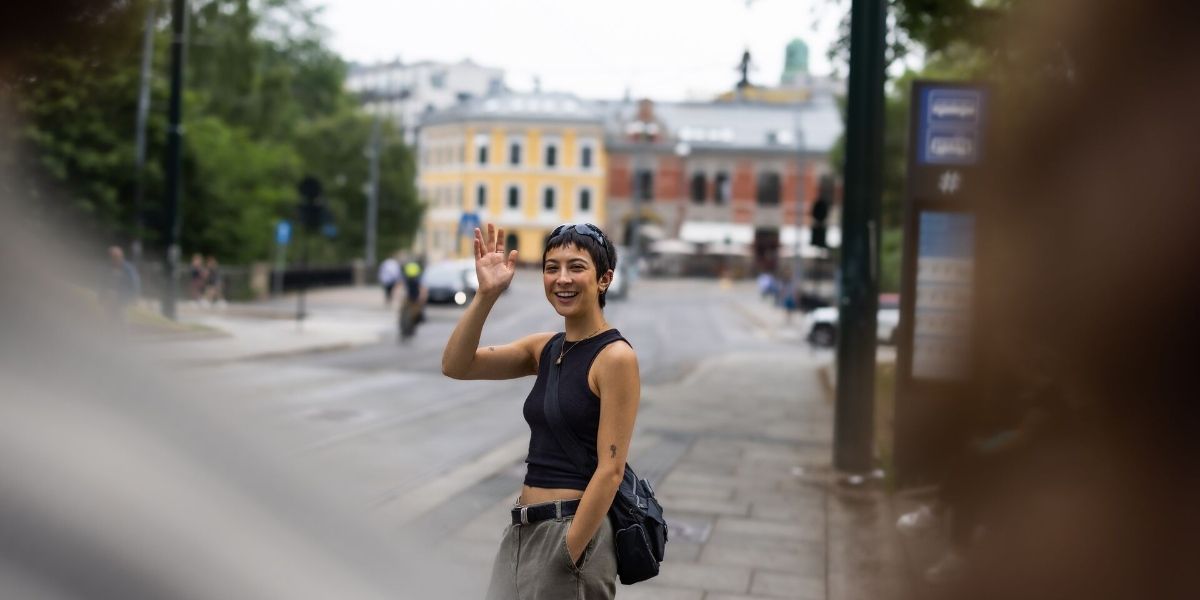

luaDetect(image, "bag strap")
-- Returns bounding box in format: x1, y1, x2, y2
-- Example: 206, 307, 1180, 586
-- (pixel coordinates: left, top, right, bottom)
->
543, 333, 599, 476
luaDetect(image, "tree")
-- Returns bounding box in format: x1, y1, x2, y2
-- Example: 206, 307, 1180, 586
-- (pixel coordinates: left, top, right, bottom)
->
292, 111, 422, 264
6, 0, 421, 267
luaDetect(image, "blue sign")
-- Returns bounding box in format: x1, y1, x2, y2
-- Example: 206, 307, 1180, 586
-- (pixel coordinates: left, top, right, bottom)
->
917, 87, 986, 166
458, 212, 482, 235
275, 220, 291, 245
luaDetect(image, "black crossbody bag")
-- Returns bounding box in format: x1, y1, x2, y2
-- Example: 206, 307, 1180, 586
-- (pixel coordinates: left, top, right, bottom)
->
543, 333, 667, 585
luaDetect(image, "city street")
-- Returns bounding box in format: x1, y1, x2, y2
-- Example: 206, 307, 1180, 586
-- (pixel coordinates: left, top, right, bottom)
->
160, 274, 903, 599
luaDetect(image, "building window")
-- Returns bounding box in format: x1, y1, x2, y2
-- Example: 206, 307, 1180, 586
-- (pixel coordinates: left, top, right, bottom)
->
543, 187, 556, 211
457, 185, 463, 208
477, 144, 489, 165
634, 169, 654, 201
580, 145, 593, 169
476, 184, 487, 210
756, 172, 781, 206
579, 188, 592, 213
509, 141, 522, 166
507, 185, 520, 210
714, 172, 729, 204
544, 143, 558, 168
690, 173, 707, 204
430, 70, 446, 89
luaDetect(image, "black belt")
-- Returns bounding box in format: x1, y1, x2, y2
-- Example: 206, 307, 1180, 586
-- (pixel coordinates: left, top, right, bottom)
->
511, 499, 581, 525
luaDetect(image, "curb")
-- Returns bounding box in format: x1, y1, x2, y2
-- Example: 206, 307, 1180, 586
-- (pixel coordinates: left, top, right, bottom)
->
166, 340, 369, 367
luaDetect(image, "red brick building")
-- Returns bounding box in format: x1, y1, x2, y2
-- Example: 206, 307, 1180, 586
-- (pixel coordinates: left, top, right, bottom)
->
601, 94, 842, 275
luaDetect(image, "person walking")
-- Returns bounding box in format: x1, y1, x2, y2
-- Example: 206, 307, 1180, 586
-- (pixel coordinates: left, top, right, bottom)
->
203, 256, 224, 307
442, 223, 639, 599
188, 253, 207, 304
378, 254, 401, 307
101, 245, 141, 327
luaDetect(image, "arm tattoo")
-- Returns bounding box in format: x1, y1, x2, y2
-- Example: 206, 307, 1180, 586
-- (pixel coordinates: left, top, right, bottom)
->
609, 444, 617, 459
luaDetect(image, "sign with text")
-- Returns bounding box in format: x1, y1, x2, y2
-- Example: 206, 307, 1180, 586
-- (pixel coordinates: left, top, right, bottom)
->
894, 80, 989, 487
911, 83, 988, 199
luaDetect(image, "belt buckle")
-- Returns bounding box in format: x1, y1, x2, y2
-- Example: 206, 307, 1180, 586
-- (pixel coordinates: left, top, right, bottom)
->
519, 505, 530, 525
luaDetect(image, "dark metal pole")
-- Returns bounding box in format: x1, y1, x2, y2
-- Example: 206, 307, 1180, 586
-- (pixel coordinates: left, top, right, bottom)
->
131, 0, 156, 266
365, 116, 381, 271
161, 0, 187, 320
834, 0, 886, 472
296, 226, 308, 326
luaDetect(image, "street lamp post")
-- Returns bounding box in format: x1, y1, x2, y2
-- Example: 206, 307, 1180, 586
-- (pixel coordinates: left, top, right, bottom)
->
161, 0, 187, 320
834, 0, 887, 473
365, 116, 381, 273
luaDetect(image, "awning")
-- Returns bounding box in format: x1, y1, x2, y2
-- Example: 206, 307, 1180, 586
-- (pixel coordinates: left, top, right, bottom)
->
650, 239, 699, 255
678, 221, 754, 245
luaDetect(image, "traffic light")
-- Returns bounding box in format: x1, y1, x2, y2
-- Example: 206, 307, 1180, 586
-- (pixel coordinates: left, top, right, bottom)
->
297, 176, 330, 232
811, 175, 833, 248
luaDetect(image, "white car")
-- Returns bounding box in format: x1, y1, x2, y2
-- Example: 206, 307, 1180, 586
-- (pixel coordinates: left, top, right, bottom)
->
423, 259, 479, 306
804, 295, 901, 347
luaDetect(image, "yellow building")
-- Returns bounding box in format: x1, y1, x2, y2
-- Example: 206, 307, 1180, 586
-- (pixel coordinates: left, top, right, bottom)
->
417, 92, 607, 264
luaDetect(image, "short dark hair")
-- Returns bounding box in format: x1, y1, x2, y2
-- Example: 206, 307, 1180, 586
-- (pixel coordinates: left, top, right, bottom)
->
542, 224, 618, 308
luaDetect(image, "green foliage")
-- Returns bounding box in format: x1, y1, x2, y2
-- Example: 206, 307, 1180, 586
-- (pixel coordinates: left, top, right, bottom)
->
880, 227, 903, 293
828, 3, 1007, 296
7, 0, 421, 267
292, 111, 422, 264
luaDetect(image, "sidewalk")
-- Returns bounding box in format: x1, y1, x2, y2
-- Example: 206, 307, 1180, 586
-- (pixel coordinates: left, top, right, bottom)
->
139, 287, 395, 364
431, 347, 909, 599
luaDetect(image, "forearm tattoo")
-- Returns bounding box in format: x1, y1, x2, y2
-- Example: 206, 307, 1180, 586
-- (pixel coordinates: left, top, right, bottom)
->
609, 444, 617, 459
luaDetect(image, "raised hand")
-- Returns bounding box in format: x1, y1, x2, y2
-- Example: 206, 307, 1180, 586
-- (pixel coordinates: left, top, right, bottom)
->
473, 223, 519, 297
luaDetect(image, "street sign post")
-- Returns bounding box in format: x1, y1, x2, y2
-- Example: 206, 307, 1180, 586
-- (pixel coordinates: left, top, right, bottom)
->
276, 220, 291, 246
458, 212, 481, 236
272, 220, 290, 297
894, 81, 988, 486
295, 177, 324, 326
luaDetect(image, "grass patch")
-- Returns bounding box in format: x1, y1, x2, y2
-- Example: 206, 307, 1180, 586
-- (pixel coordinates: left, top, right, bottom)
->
875, 360, 897, 487
127, 305, 221, 335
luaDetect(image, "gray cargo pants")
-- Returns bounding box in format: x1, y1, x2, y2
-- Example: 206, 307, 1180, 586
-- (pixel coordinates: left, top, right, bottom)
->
484, 500, 617, 599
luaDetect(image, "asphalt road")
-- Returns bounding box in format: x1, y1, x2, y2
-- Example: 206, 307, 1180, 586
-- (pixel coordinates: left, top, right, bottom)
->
186, 274, 812, 521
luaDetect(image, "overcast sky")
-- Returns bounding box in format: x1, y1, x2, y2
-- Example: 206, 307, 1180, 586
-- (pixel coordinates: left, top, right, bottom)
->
320, 0, 851, 101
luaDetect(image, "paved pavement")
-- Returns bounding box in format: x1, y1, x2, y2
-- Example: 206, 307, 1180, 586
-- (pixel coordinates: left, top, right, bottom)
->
145, 278, 910, 599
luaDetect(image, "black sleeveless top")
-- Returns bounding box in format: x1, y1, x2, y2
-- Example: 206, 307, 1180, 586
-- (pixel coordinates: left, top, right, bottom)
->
522, 328, 628, 490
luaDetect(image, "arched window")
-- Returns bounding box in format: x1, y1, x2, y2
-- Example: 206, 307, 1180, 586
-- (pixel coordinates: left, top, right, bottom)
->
714, 172, 729, 204
756, 172, 781, 206
690, 173, 707, 204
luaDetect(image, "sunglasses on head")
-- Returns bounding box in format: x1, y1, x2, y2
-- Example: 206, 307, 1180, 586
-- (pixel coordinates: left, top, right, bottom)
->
550, 223, 607, 246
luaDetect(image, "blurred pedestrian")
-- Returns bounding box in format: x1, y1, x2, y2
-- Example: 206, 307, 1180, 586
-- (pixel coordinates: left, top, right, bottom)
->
443, 223, 637, 598
203, 256, 224, 307
188, 253, 207, 303
378, 254, 400, 307
756, 271, 776, 301
780, 274, 798, 323
397, 256, 426, 341
101, 245, 140, 326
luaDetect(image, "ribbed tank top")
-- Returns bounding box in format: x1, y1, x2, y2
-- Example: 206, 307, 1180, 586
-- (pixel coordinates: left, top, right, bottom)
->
522, 328, 628, 490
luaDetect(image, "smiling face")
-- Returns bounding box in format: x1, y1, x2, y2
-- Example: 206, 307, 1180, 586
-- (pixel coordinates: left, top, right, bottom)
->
543, 243, 612, 317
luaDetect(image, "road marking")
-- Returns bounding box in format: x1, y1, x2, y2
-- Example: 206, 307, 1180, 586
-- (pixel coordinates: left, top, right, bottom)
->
371, 435, 529, 527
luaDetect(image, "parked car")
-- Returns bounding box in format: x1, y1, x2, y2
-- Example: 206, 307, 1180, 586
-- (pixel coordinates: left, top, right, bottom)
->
423, 259, 478, 306
606, 258, 632, 301
804, 294, 901, 347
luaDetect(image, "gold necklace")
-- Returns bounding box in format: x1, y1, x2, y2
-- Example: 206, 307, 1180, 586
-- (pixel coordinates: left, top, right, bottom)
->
556, 326, 606, 365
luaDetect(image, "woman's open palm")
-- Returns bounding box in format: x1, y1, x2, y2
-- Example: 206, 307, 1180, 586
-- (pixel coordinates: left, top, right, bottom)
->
474, 224, 519, 296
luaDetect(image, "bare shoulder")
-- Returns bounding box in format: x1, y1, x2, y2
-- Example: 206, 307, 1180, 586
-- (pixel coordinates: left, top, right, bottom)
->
594, 339, 639, 376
